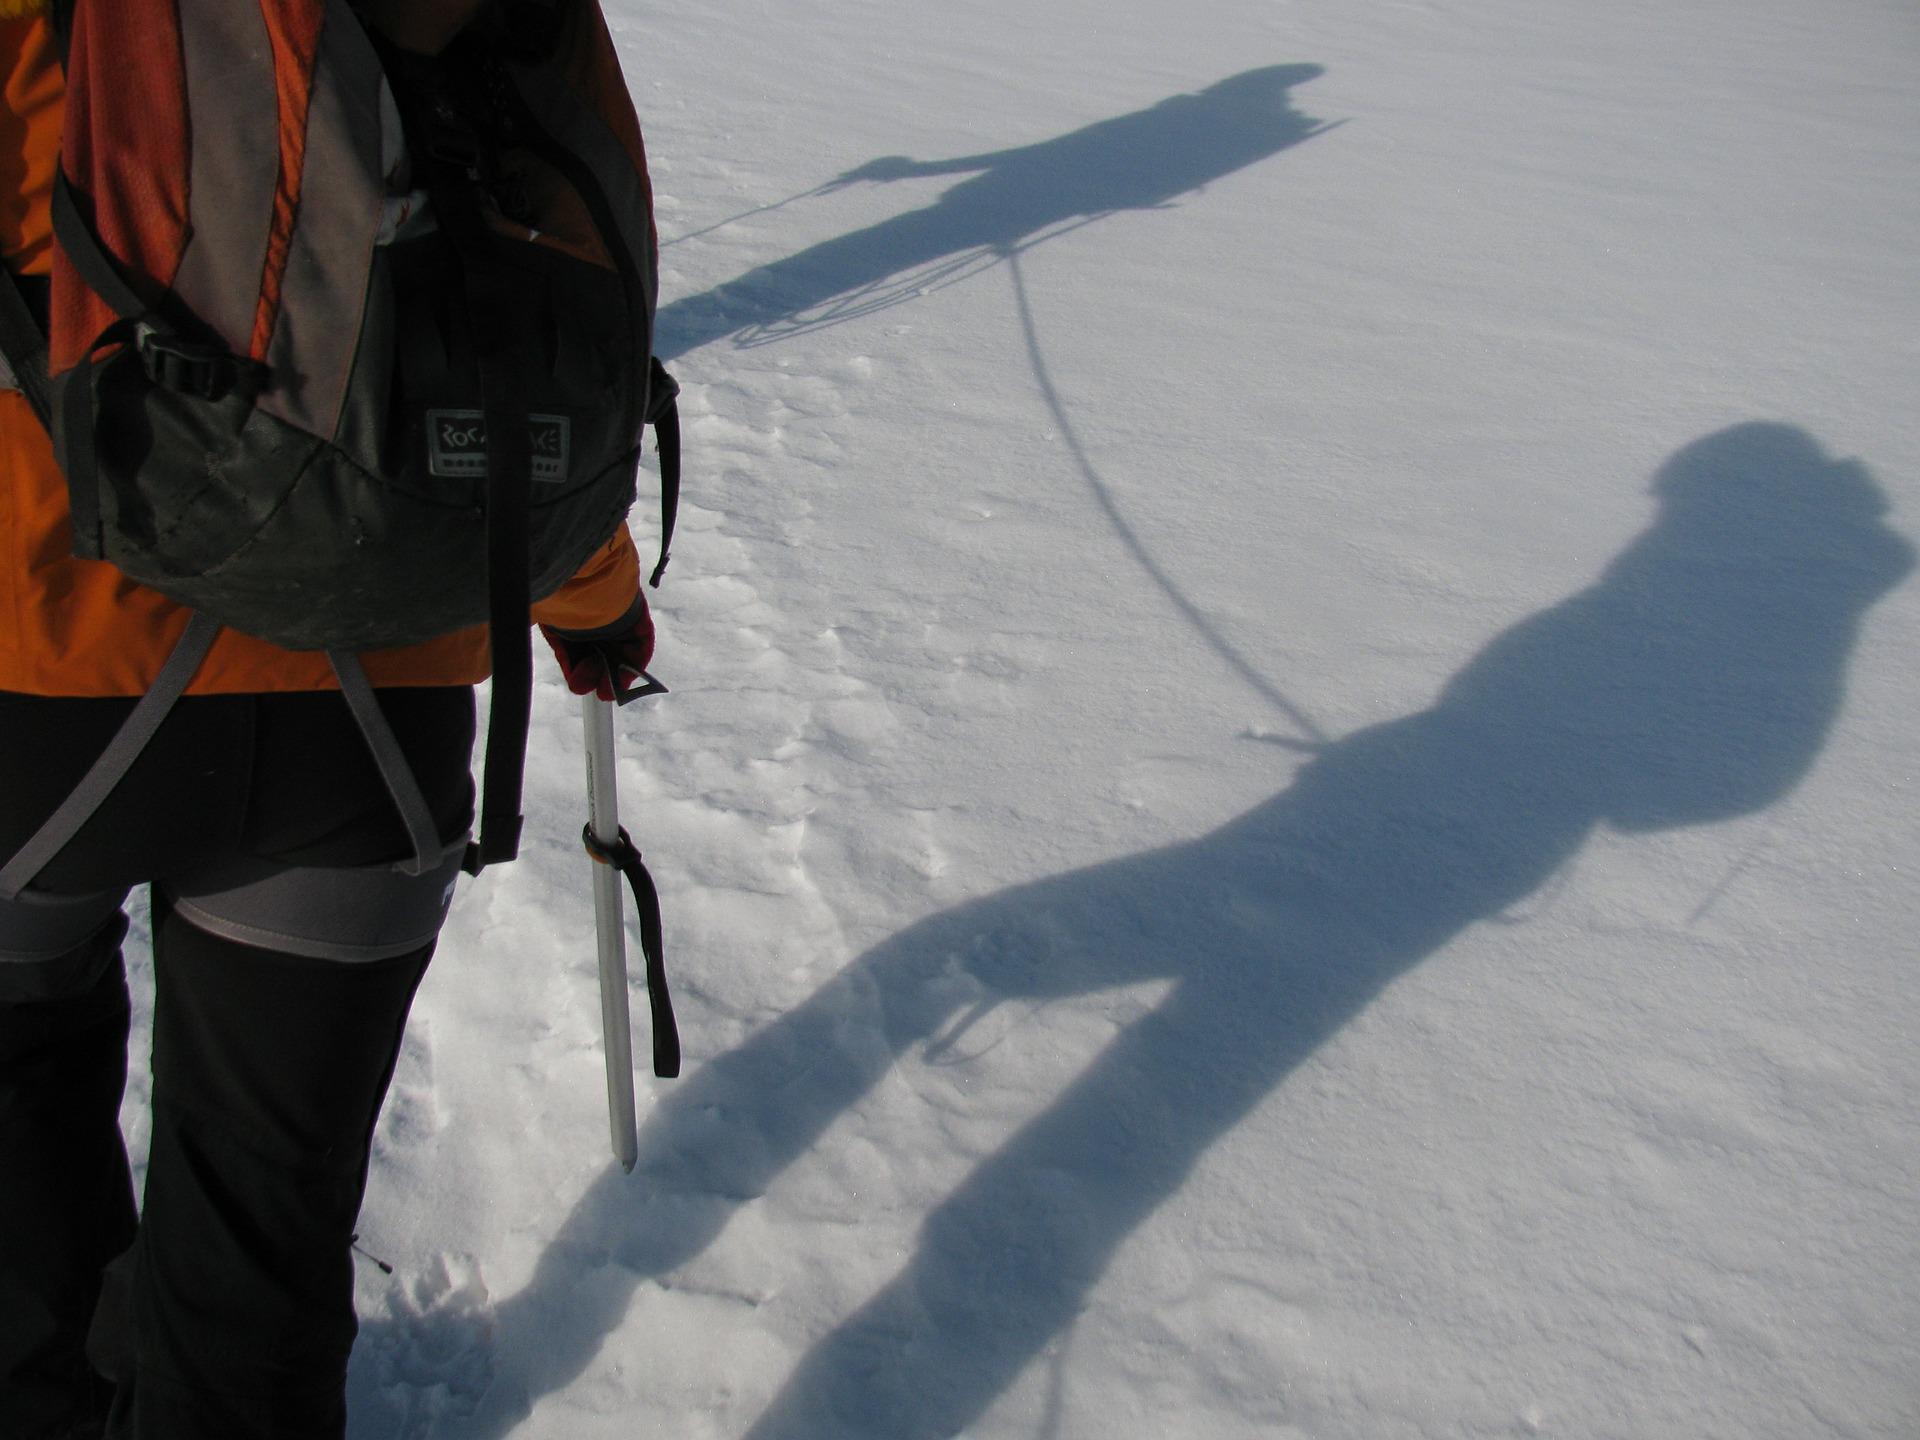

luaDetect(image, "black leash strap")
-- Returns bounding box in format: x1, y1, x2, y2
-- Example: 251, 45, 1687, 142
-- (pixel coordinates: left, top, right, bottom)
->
466, 333, 535, 874
646, 358, 680, 588
580, 822, 680, 1078
50, 171, 147, 325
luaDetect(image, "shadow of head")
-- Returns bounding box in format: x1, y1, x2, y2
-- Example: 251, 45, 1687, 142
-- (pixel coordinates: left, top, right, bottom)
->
1651, 421, 1903, 542
925, 62, 1334, 232
1561, 422, 1915, 830
1193, 62, 1327, 109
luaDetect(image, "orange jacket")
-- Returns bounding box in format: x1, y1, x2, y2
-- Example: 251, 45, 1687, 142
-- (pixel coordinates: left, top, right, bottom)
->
0, 11, 644, 697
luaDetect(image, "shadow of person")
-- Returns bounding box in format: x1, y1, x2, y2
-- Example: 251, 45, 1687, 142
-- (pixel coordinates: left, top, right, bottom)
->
358, 424, 1911, 1437
654, 65, 1335, 359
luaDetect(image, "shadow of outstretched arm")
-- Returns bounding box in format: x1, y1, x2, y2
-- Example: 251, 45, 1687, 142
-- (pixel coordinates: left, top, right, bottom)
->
655, 65, 1335, 359
370, 424, 1909, 1437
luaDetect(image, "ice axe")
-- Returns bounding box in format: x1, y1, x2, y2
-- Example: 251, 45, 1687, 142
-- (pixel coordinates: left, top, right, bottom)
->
581, 675, 679, 1173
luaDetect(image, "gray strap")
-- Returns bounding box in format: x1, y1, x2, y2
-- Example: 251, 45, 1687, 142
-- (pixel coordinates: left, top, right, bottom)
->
0, 612, 223, 902
328, 653, 444, 877
166, 848, 462, 964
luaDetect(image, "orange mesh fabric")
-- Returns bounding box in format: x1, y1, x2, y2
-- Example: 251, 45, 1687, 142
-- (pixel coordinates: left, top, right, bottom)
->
47, 0, 190, 374
0, 16, 61, 276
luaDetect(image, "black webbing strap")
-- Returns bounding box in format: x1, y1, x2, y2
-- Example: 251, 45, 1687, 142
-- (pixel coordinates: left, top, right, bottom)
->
0, 612, 222, 903
580, 821, 680, 1077
428, 171, 533, 877
469, 362, 535, 874
50, 171, 148, 326
0, 269, 53, 430
646, 358, 679, 588
46, 174, 135, 555
54, 317, 136, 558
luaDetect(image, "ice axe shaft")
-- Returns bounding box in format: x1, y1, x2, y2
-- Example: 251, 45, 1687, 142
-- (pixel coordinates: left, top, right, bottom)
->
584, 694, 640, 1172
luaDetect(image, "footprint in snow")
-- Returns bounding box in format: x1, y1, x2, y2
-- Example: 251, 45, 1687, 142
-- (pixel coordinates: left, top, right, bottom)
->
361, 1252, 497, 1439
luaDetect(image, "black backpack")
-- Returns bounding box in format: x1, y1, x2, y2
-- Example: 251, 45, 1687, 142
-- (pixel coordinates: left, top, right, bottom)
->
0, 0, 680, 886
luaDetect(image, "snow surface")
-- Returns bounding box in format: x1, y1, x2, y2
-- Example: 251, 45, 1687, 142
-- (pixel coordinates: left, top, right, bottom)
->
123, 0, 1920, 1435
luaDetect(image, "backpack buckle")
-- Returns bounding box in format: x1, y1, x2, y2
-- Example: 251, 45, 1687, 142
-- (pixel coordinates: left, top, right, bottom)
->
134, 324, 268, 402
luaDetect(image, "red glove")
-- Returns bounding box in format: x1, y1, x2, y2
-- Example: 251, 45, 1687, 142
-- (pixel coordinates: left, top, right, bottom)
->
540, 592, 657, 703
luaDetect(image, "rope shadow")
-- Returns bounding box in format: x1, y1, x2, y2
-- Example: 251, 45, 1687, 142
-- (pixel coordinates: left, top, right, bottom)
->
1004, 243, 1331, 744
659, 63, 1343, 738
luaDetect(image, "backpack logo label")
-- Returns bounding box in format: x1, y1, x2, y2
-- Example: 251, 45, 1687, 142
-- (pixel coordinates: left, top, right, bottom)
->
427, 410, 571, 483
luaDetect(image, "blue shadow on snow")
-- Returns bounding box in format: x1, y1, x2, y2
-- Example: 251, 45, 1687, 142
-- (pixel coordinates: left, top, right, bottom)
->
355, 422, 1912, 1436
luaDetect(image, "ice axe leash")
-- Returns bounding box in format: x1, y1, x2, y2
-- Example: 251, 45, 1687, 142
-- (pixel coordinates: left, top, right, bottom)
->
581, 677, 680, 1174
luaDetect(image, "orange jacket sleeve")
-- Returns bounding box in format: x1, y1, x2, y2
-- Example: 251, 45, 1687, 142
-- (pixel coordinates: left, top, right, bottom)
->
529, 522, 645, 633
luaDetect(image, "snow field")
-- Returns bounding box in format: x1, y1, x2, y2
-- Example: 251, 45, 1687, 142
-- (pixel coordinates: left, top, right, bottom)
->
121, 0, 1920, 1436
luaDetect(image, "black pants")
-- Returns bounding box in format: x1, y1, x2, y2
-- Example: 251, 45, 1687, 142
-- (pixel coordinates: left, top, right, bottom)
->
0, 688, 474, 1440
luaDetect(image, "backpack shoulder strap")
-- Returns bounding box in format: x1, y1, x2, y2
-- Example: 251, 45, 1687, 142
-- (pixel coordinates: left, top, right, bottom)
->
0, 268, 52, 430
